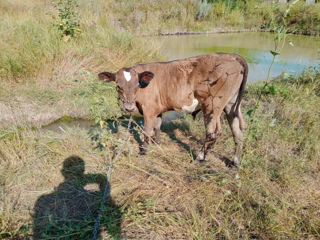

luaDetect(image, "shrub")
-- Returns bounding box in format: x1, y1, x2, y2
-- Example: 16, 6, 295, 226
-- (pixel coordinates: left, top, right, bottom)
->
53, 0, 81, 38
197, 0, 212, 20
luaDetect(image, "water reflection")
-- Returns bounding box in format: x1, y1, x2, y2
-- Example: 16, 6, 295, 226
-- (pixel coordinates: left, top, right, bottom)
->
154, 32, 320, 82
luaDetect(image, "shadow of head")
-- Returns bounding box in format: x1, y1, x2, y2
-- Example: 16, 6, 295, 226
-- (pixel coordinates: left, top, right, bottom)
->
61, 156, 85, 178
32, 155, 122, 239
61, 155, 85, 179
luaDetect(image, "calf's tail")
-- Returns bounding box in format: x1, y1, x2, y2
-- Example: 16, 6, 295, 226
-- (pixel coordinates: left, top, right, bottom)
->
234, 55, 248, 116
234, 55, 248, 131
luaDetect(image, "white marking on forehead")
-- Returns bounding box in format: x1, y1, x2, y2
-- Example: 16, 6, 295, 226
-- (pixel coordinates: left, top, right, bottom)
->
123, 71, 131, 82
182, 99, 198, 113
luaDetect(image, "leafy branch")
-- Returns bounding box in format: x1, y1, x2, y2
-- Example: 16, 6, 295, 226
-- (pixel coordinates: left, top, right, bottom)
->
53, 0, 81, 40
242, 0, 301, 164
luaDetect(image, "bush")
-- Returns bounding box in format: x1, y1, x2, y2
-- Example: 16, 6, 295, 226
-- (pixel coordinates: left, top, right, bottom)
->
197, 0, 212, 20
54, 0, 81, 38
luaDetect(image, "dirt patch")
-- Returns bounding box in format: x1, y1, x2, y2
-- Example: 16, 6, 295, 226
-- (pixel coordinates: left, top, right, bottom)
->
158, 28, 263, 36
0, 98, 90, 128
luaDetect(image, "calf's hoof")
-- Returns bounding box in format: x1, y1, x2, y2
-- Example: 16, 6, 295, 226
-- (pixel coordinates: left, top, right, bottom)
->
233, 155, 241, 167
154, 130, 161, 144
139, 144, 148, 155
154, 138, 161, 145
194, 151, 205, 162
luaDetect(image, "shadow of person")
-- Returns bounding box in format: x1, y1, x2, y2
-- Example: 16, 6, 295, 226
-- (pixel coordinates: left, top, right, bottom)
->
33, 156, 121, 239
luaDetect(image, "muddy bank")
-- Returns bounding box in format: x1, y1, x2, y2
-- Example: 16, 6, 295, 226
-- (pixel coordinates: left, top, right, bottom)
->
0, 99, 181, 129
0, 101, 90, 128
157, 28, 319, 37
158, 28, 262, 36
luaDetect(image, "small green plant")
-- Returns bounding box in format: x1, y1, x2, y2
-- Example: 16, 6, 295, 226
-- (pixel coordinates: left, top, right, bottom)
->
243, 0, 301, 161
53, 0, 81, 38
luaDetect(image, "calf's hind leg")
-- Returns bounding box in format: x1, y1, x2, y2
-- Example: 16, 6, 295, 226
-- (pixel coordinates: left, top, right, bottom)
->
195, 108, 223, 162
224, 102, 246, 166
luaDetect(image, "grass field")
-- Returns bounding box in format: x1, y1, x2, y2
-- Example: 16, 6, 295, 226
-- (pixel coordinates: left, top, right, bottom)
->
1, 68, 319, 239
0, 0, 320, 239
1, 0, 319, 127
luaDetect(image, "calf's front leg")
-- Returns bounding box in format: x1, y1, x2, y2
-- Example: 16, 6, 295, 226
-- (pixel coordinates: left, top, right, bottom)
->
153, 114, 162, 144
139, 114, 156, 154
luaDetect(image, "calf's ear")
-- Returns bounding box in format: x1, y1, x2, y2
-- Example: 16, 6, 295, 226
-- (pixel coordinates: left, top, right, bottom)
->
138, 71, 154, 88
98, 72, 115, 82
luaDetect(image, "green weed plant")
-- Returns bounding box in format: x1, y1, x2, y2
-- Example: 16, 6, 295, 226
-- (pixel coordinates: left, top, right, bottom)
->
53, 0, 81, 39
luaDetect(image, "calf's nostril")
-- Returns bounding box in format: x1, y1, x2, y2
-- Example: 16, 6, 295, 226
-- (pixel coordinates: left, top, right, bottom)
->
125, 107, 135, 112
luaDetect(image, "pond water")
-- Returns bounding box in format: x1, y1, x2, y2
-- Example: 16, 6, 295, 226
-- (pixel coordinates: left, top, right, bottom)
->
42, 119, 93, 132
42, 113, 180, 132
154, 32, 320, 82
43, 32, 319, 130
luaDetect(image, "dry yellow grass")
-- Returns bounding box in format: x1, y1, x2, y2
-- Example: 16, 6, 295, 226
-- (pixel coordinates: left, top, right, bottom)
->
0, 1, 319, 239
1, 69, 319, 239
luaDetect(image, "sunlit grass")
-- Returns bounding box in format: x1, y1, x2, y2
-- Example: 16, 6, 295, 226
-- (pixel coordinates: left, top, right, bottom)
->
0, 0, 319, 239
1, 68, 319, 239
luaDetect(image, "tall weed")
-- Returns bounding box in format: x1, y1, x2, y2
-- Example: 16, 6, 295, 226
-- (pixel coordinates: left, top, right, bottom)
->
53, 0, 81, 38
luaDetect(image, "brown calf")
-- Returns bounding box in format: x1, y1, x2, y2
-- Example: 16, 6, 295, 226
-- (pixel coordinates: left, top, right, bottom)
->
98, 53, 248, 166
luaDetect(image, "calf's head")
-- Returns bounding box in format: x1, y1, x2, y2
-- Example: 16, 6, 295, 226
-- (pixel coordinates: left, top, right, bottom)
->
98, 68, 154, 112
